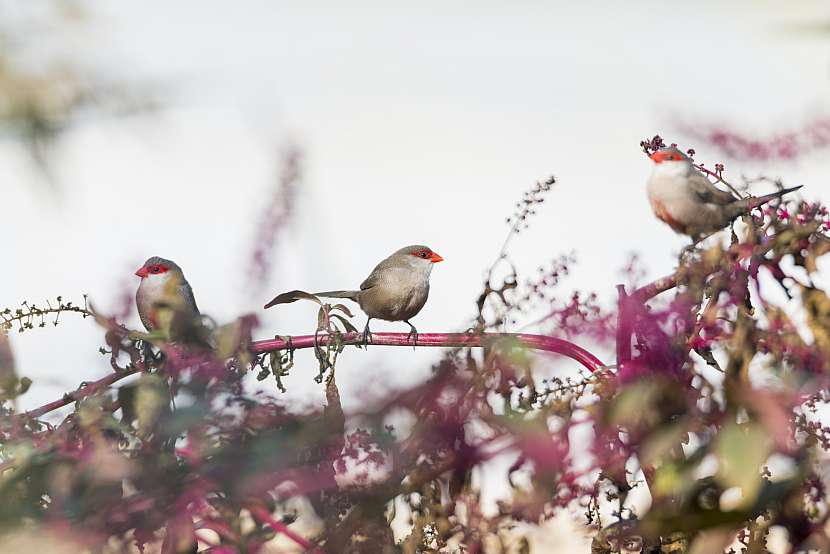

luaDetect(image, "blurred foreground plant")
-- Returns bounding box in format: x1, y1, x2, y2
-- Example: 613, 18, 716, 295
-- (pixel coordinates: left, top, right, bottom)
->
0, 1, 157, 186
1, 142, 829, 553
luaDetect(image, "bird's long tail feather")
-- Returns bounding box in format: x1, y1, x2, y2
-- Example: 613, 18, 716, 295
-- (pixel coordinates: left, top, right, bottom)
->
263, 289, 359, 309
313, 290, 360, 301
729, 185, 803, 219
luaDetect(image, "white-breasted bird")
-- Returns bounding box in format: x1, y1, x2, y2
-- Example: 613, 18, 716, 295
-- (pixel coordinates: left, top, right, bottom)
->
264, 245, 444, 343
647, 147, 802, 242
134, 256, 202, 340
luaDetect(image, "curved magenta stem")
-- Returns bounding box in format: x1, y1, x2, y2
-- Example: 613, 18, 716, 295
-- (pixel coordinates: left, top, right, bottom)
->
250, 332, 605, 373
21, 332, 604, 420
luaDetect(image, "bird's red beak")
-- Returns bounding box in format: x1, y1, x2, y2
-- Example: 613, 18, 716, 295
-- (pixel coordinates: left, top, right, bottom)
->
135, 266, 149, 278
429, 252, 444, 263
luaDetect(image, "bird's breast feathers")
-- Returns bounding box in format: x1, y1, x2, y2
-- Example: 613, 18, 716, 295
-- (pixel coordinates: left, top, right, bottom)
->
649, 197, 687, 234
647, 170, 701, 229
136, 273, 197, 329
359, 265, 430, 321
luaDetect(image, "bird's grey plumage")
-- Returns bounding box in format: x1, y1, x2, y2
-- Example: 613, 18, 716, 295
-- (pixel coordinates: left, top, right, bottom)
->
264, 245, 441, 345
647, 148, 803, 239
313, 244, 434, 322
136, 256, 200, 332
686, 172, 738, 206
309, 290, 360, 302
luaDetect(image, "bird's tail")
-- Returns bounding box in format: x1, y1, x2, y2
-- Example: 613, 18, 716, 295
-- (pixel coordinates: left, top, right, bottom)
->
728, 185, 803, 219
313, 290, 360, 302
263, 289, 359, 309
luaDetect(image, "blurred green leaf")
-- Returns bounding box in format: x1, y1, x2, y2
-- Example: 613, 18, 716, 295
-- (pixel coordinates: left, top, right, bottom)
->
608, 380, 663, 428
640, 419, 690, 467
0, 334, 16, 402
652, 461, 696, 500
714, 422, 772, 508
158, 403, 209, 438
215, 319, 245, 359
120, 374, 170, 437
801, 285, 830, 353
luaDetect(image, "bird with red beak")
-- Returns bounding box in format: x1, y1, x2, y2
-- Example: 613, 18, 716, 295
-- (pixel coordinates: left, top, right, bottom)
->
647, 147, 802, 242
265, 245, 443, 344
134, 256, 202, 341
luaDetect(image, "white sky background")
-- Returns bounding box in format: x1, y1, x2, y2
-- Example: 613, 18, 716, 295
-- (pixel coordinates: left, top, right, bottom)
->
3, 0, 830, 464
2, 2, 830, 551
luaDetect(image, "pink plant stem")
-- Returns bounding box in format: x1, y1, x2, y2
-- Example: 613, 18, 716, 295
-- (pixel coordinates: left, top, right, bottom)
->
615, 285, 633, 364
250, 332, 605, 373
633, 274, 678, 302
23, 368, 140, 419
632, 236, 790, 304
247, 505, 321, 553
21, 332, 604, 420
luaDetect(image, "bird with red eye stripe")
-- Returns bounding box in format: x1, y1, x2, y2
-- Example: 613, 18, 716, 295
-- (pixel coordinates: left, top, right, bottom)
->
134, 256, 202, 341
646, 146, 803, 244
264, 244, 443, 345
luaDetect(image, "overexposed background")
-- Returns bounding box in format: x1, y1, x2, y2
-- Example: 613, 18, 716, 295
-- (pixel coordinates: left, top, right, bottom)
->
5, 0, 829, 410
2, 3, 830, 549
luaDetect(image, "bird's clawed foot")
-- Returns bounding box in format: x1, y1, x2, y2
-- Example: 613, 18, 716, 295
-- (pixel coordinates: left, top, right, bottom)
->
362, 319, 373, 348
405, 320, 418, 348
683, 230, 720, 260
680, 234, 708, 261
679, 242, 698, 260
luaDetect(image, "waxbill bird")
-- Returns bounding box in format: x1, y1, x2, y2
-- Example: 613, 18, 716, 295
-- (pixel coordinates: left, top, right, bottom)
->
264, 245, 444, 344
647, 147, 802, 242
135, 256, 205, 344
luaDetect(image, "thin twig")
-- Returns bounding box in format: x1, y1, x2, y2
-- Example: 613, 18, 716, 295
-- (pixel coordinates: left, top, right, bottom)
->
22, 367, 139, 419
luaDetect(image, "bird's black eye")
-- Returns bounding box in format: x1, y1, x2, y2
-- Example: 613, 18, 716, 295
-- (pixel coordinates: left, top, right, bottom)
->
151, 266, 160, 273
420, 251, 428, 258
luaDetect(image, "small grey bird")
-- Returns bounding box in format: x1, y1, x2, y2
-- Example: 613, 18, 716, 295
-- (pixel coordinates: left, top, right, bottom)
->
264, 245, 444, 343
134, 256, 202, 340
647, 147, 802, 242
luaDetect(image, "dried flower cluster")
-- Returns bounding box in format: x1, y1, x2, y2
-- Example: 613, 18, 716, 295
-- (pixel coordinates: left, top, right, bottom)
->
505, 175, 557, 233
0, 296, 89, 333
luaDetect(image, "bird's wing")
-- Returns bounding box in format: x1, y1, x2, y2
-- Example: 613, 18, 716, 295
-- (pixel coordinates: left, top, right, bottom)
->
178, 280, 200, 315
360, 268, 382, 291
687, 172, 737, 205
359, 257, 397, 290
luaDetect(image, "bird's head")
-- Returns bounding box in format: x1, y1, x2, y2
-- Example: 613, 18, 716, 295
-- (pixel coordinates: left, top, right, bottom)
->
408, 246, 443, 264
392, 245, 444, 274
135, 256, 182, 283
650, 147, 690, 165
